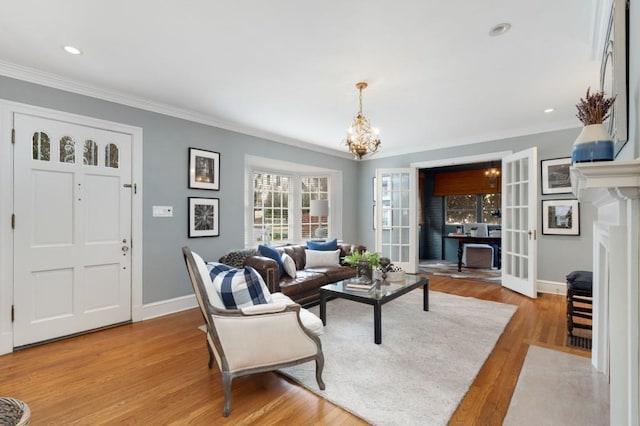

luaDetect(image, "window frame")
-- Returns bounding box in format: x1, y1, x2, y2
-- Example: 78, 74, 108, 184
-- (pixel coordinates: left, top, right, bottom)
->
244, 156, 342, 247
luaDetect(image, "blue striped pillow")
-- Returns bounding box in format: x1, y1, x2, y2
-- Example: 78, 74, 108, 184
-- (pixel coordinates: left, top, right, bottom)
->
207, 263, 272, 309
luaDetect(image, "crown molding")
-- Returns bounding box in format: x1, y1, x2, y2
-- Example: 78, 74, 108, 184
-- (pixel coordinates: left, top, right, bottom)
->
0, 60, 353, 160
368, 121, 581, 161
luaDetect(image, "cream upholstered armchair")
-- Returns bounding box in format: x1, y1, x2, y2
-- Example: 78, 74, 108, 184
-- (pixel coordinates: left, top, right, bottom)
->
182, 246, 325, 417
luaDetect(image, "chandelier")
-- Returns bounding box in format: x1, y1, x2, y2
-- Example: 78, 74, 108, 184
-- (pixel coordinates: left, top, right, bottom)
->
344, 82, 381, 159
485, 167, 501, 188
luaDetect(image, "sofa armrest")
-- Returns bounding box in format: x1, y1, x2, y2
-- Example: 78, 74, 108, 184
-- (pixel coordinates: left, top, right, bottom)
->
244, 256, 279, 293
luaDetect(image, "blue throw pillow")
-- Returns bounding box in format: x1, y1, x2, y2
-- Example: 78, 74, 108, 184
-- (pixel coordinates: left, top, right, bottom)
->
258, 244, 285, 278
306, 238, 338, 251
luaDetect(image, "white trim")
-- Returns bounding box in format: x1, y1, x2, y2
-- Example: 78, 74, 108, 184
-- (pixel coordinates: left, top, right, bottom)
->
141, 295, 198, 321
0, 99, 143, 355
0, 60, 352, 160
537, 279, 567, 295
410, 150, 514, 169
0, 105, 12, 355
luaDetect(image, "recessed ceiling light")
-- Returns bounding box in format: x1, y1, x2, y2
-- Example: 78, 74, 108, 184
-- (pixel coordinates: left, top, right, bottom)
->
63, 46, 82, 55
489, 23, 511, 37
544, 108, 555, 114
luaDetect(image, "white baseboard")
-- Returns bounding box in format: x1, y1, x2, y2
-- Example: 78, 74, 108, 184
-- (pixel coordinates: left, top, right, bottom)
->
538, 280, 566, 295
141, 294, 197, 320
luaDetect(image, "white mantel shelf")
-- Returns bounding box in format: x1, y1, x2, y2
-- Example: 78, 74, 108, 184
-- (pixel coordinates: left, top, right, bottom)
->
570, 159, 640, 202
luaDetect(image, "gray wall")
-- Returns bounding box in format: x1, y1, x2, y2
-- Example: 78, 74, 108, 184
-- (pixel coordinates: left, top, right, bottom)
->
0, 76, 360, 304
358, 128, 595, 283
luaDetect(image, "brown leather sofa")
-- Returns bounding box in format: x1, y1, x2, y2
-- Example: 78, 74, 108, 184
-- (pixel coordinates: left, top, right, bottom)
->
219, 243, 365, 306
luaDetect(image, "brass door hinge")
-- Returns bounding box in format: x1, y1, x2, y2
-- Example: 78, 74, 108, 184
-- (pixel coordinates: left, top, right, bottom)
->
11, 305, 14, 322
11, 214, 15, 229
11, 128, 15, 144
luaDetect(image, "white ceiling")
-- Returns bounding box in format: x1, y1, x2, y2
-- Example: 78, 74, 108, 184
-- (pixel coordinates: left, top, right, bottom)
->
0, 0, 606, 159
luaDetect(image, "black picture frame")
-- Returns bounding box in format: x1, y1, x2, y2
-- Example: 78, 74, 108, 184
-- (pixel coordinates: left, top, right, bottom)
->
188, 197, 220, 237
189, 148, 220, 190
542, 199, 580, 236
541, 157, 572, 195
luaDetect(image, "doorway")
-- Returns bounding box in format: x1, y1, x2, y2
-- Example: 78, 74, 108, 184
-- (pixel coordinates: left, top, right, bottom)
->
412, 152, 510, 281
0, 101, 143, 353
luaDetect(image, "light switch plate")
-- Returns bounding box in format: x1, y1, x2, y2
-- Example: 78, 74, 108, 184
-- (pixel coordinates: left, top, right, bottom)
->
153, 205, 173, 217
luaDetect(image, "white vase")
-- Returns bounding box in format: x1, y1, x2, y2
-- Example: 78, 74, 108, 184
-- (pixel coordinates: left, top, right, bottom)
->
572, 124, 614, 164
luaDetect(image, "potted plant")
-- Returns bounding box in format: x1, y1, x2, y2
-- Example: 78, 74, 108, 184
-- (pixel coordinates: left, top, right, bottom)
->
573, 87, 616, 164
343, 250, 380, 281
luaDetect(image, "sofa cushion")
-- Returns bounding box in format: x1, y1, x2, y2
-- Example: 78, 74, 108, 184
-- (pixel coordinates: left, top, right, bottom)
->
208, 262, 272, 309
279, 271, 327, 298
307, 238, 338, 251
305, 249, 340, 268
258, 244, 285, 278
281, 253, 297, 278
306, 265, 357, 283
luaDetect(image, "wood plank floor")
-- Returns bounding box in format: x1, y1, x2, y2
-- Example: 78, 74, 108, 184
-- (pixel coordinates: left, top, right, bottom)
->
0, 275, 588, 425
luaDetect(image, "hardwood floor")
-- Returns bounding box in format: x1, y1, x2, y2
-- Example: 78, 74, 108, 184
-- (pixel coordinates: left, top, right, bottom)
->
0, 275, 587, 425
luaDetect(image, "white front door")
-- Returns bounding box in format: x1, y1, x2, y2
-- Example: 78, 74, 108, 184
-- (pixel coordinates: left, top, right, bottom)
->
375, 168, 417, 273
13, 113, 133, 347
501, 148, 538, 298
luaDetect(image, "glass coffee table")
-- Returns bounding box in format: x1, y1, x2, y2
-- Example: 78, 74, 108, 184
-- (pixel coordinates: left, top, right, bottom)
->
319, 275, 429, 344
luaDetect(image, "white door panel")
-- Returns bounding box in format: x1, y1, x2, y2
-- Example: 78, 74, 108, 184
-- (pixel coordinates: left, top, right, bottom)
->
501, 148, 538, 298
13, 113, 132, 347
375, 168, 417, 273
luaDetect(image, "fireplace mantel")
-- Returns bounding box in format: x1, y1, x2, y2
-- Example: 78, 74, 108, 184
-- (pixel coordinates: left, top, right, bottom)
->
570, 159, 640, 426
571, 159, 640, 203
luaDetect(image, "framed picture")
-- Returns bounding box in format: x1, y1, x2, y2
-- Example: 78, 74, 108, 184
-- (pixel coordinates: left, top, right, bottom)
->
189, 197, 219, 237
542, 199, 580, 236
189, 148, 220, 190
541, 157, 572, 195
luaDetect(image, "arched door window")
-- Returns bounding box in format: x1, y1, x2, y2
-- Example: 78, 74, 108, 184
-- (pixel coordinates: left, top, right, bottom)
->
32, 131, 50, 161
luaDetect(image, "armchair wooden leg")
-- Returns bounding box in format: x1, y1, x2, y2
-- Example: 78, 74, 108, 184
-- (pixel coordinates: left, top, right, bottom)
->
222, 372, 232, 417
315, 354, 326, 390
207, 341, 215, 369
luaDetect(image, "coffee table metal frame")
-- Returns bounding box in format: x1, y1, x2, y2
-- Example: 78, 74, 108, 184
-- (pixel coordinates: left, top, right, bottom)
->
319, 276, 429, 344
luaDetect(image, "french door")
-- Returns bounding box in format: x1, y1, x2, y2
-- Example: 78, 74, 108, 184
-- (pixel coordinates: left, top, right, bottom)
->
375, 168, 417, 273
13, 112, 133, 347
501, 148, 538, 298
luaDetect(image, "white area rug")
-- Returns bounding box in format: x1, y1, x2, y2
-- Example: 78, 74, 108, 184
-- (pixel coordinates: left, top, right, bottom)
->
504, 345, 609, 425
279, 291, 517, 425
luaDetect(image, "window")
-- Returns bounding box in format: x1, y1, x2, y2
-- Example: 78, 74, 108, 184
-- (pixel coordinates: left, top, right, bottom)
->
246, 156, 341, 247
253, 172, 291, 245
32, 131, 50, 161
59, 136, 76, 163
301, 177, 328, 238
446, 194, 501, 225
445, 195, 477, 224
